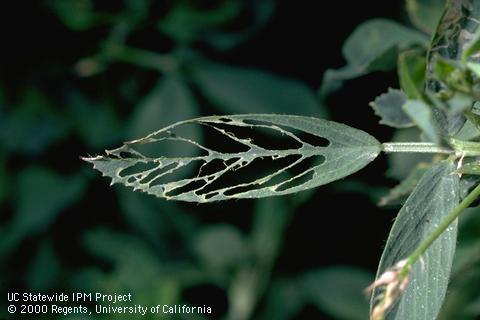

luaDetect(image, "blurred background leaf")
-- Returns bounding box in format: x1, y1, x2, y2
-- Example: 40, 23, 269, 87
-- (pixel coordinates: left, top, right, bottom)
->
3, 1, 479, 319
192, 61, 327, 117
302, 266, 373, 320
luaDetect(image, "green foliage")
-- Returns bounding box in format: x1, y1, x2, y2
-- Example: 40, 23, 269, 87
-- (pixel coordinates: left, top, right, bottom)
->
191, 62, 327, 117
0, 167, 86, 257
319, 19, 428, 99
0, 88, 68, 155
397, 50, 427, 99
194, 225, 247, 268
372, 162, 459, 319
303, 266, 373, 320
378, 162, 432, 206
6, 1, 480, 320
370, 89, 412, 128
402, 99, 440, 143
406, 0, 446, 34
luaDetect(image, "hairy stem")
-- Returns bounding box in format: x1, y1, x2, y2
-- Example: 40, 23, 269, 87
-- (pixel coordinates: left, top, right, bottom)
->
400, 182, 480, 279
382, 142, 455, 154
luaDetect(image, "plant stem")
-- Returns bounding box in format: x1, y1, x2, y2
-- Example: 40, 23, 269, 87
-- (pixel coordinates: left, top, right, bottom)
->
400, 182, 480, 278
382, 142, 455, 154
106, 44, 180, 73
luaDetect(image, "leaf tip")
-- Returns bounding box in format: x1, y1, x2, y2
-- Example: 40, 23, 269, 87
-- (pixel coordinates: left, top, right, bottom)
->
80, 155, 103, 163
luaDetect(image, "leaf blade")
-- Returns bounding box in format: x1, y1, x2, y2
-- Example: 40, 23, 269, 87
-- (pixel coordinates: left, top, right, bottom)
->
319, 19, 428, 99
371, 161, 460, 320
370, 89, 413, 128
84, 115, 381, 202
192, 62, 327, 117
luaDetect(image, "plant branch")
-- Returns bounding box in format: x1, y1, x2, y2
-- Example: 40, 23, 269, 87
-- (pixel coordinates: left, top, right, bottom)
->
105, 44, 180, 73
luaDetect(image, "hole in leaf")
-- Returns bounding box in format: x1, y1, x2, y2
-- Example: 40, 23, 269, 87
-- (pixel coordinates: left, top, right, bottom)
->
165, 179, 208, 197
197, 154, 303, 195
149, 160, 203, 186
275, 170, 315, 192
242, 119, 330, 147
225, 157, 240, 166
209, 122, 303, 150
200, 125, 251, 153
205, 192, 219, 200
131, 139, 207, 158
267, 155, 324, 186
139, 162, 178, 184
222, 155, 324, 196
118, 151, 142, 159
119, 161, 158, 177
297, 132, 330, 147
198, 158, 241, 178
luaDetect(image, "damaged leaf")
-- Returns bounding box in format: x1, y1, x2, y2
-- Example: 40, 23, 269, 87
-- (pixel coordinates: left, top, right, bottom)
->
84, 115, 381, 202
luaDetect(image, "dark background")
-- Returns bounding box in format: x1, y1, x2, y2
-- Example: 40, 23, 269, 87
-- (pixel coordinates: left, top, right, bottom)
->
0, 1, 409, 319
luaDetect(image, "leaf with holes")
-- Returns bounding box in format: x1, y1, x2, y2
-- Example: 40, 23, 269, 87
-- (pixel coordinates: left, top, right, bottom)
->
83, 115, 381, 203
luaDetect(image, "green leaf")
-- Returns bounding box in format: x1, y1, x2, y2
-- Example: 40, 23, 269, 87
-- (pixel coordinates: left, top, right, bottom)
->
158, 0, 241, 44
341, 19, 427, 71
371, 161, 459, 319
454, 117, 480, 140
403, 99, 440, 144
397, 50, 427, 99
446, 92, 474, 114
426, 0, 480, 89
0, 154, 8, 204
25, 240, 61, 291
303, 266, 373, 320
378, 162, 432, 206
0, 88, 68, 155
194, 224, 247, 268
46, 0, 96, 31
464, 103, 480, 135
127, 77, 200, 150
192, 62, 327, 117
462, 27, 480, 62
84, 115, 381, 202
203, 1, 275, 50
406, 0, 446, 34
467, 61, 480, 76
0, 167, 86, 256
370, 89, 413, 128
458, 160, 480, 175
448, 137, 480, 156
117, 189, 167, 246
320, 19, 428, 99
82, 228, 184, 307
437, 240, 480, 320
432, 58, 459, 81
258, 278, 304, 320
68, 91, 121, 149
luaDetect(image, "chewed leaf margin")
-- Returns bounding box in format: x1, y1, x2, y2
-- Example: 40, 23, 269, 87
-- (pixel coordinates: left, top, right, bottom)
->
83, 114, 381, 203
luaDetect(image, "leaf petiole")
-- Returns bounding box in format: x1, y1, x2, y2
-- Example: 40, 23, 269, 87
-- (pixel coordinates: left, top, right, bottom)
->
382, 142, 454, 154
